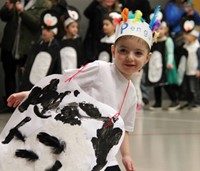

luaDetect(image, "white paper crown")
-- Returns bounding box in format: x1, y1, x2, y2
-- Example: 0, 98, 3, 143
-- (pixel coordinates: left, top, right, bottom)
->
115, 20, 152, 48
114, 6, 161, 48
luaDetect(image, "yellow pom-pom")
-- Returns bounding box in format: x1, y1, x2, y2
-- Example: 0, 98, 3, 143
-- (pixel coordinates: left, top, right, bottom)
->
133, 10, 143, 22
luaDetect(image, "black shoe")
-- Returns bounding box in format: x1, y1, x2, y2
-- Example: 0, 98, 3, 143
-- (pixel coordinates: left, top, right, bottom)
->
188, 103, 199, 110
142, 97, 149, 105
168, 101, 180, 111
149, 103, 162, 111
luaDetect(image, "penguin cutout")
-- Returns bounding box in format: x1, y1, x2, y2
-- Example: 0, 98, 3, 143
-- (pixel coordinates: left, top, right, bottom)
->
97, 12, 121, 62
147, 41, 167, 85
181, 16, 196, 34
146, 10, 167, 86
60, 5, 83, 72
41, 10, 59, 31
66, 5, 80, 21
177, 16, 196, 85
19, 10, 61, 91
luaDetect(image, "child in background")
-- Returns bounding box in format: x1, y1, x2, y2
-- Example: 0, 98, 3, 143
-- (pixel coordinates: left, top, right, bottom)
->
147, 10, 180, 111
181, 16, 200, 109
19, 10, 61, 91
131, 70, 144, 112
83, 0, 122, 63
6, 7, 161, 171
97, 11, 121, 62
60, 5, 84, 72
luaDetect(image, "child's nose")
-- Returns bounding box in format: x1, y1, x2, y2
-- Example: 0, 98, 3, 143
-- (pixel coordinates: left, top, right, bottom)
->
127, 52, 135, 61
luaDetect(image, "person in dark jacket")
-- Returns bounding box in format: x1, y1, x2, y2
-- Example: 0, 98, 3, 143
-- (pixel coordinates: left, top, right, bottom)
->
13, 0, 51, 82
0, 0, 18, 108
0, 0, 50, 113
19, 10, 61, 91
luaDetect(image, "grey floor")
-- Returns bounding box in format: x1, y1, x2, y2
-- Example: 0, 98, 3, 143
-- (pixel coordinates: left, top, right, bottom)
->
1, 104, 200, 171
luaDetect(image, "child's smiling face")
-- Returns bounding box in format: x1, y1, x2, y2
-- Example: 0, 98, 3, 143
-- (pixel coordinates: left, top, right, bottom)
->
112, 36, 151, 80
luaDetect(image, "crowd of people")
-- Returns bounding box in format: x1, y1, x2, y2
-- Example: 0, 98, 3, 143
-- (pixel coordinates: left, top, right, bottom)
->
0, 0, 199, 170
0, 0, 200, 112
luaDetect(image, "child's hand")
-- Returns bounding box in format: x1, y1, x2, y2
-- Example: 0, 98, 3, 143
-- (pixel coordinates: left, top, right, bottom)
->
7, 91, 28, 108
122, 155, 135, 171
195, 70, 200, 77
167, 64, 174, 69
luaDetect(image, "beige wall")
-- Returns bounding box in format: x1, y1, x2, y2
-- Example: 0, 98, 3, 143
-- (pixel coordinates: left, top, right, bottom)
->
193, 0, 200, 13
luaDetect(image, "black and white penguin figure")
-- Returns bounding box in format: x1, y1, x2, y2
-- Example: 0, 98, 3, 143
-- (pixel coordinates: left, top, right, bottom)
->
146, 10, 168, 86
60, 5, 84, 72
96, 11, 121, 63
19, 10, 61, 91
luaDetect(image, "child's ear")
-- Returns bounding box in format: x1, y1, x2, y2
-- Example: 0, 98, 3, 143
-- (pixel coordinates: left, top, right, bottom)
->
145, 52, 152, 64
111, 45, 115, 58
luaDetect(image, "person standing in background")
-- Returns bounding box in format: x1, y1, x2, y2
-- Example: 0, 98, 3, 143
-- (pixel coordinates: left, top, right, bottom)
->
96, 11, 121, 62
0, 0, 18, 113
147, 11, 180, 111
83, 0, 122, 63
164, 0, 200, 101
12, 0, 51, 82
180, 17, 200, 109
18, 10, 61, 91
60, 5, 84, 71
0, 0, 51, 113
164, 0, 200, 57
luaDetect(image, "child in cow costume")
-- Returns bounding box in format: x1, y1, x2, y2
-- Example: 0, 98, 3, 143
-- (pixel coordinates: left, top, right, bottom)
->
0, 6, 161, 171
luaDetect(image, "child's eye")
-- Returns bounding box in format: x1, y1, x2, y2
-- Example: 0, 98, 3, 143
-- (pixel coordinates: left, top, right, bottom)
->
118, 48, 128, 55
135, 51, 143, 57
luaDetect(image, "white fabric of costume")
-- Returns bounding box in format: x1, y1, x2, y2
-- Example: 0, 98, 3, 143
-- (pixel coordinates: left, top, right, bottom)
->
184, 39, 200, 76
64, 61, 137, 132
64, 60, 137, 167
0, 61, 137, 170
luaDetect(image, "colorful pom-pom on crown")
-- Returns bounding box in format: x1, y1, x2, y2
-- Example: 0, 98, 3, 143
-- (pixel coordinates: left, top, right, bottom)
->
114, 5, 161, 48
